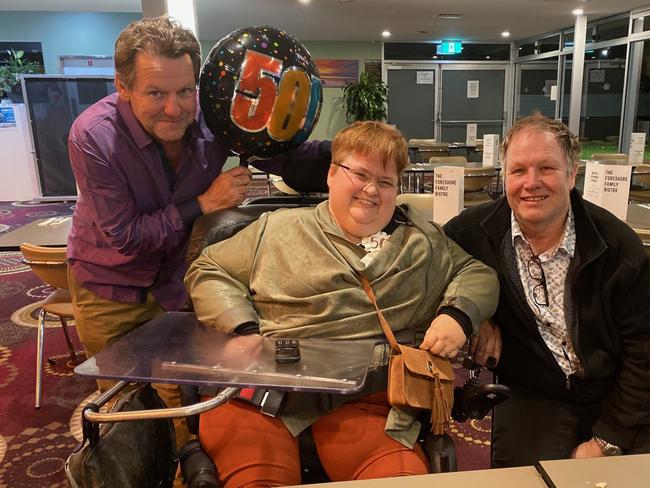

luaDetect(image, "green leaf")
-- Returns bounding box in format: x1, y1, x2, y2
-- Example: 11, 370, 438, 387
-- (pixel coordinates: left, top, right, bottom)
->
341, 69, 388, 122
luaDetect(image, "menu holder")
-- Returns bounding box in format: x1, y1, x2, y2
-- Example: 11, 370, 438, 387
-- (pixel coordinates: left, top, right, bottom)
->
583, 161, 632, 220
629, 132, 646, 165
466, 123, 477, 146
482, 134, 499, 168
433, 166, 464, 225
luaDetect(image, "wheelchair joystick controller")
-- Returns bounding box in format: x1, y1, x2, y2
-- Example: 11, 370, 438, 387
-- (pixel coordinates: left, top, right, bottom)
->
451, 357, 510, 423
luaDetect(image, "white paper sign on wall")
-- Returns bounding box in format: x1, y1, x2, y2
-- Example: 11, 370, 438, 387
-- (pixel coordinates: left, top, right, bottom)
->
467, 80, 479, 98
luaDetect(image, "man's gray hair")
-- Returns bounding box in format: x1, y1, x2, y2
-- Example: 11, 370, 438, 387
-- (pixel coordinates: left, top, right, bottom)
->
114, 15, 201, 89
501, 113, 581, 173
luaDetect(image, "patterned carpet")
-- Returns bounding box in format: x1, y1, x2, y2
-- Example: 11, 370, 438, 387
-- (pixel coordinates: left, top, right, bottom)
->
0, 201, 76, 237
0, 198, 491, 486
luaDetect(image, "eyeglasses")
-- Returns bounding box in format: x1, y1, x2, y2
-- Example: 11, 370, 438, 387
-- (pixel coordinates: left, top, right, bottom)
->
332, 162, 398, 192
527, 254, 549, 308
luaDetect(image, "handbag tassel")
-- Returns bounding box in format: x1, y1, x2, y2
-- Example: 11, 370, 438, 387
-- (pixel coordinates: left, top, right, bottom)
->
429, 376, 451, 435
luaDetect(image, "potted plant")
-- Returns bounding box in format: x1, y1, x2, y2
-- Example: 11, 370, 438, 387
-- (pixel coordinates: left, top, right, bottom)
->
342, 71, 388, 122
0, 49, 43, 102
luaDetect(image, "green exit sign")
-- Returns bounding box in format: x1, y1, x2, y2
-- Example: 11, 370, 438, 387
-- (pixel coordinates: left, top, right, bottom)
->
437, 41, 463, 55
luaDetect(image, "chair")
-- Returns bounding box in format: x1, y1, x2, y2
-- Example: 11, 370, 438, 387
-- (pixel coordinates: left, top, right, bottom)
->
429, 156, 467, 166
464, 167, 497, 207
417, 143, 450, 162
408, 138, 437, 147
397, 193, 433, 220
630, 164, 650, 203
591, 153, 628, 162
20, 243, 79, 408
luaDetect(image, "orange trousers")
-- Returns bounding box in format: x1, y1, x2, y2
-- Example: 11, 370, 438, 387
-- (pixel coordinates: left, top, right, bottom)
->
199, 391, 429, 487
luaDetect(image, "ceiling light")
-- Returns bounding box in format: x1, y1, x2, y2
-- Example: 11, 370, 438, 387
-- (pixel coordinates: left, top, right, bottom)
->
298, 0, 310, 3
501, 31, 510, 38
573, 8, 584, 15
382, 30, 391, 38
438, 14, 462, 20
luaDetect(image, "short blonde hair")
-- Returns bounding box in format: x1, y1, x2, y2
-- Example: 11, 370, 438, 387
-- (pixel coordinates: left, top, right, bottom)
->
114, 16, 201, 89
501, 113, 581, 173
332, 121, 409, 175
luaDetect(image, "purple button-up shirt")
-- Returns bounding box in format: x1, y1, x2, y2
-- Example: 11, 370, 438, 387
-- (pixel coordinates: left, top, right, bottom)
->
67, 92, 326, 311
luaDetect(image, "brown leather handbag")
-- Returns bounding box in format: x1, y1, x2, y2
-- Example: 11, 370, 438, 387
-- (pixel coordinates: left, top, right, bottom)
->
358, 273, 455, 435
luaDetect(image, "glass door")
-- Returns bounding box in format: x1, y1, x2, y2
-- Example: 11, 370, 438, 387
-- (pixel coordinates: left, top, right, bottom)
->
438, 65, 508, 142
387, 66, 437, 140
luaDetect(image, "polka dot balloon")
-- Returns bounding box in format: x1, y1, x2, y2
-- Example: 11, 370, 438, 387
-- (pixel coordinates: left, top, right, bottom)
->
200, 26, 322, 158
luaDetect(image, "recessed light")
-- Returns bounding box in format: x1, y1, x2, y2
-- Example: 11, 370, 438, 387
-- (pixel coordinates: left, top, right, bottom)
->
298, 0, 310, 4
573, 8, 584, 15
382, 30, 391, 38
438, 14, 462, 20
501, 31, 510, 38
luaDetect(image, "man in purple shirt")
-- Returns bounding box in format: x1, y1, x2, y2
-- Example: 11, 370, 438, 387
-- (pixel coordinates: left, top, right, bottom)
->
66, 16, 329, 447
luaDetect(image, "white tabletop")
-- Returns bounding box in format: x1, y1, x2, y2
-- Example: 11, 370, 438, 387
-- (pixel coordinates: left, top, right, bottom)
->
294, 465, 547, 488
537, 453, 650, 488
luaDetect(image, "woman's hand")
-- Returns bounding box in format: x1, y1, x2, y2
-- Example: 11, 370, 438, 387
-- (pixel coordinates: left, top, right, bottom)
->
420, 314, 466, 358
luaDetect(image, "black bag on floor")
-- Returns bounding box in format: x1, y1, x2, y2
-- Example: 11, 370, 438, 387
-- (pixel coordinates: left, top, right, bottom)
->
65, 384, 178, 488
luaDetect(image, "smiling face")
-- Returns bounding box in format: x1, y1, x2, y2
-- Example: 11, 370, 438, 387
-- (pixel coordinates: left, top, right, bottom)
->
115, 51, 197, 144
327, 151, 399, 243
504, 129, 577, 239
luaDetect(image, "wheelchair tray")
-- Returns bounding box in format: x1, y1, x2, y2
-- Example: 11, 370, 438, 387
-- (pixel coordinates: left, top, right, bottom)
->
75, 312, 376, 394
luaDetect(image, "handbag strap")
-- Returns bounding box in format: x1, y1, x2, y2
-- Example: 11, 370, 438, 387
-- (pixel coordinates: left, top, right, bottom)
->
357, 272, 401, 353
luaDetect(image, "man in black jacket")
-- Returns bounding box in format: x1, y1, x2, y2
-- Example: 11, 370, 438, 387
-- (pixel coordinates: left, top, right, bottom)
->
444, 114, 650, 467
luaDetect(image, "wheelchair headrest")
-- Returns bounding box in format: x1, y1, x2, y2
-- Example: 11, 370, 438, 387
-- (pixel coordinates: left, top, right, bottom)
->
186, 202, 322, 263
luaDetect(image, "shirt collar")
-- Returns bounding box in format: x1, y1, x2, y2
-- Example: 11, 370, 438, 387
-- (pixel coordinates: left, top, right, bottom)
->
511, 209, 576, 258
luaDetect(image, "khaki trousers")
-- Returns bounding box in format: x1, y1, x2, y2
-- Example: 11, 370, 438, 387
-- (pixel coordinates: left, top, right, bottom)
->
68, 268, 194, 450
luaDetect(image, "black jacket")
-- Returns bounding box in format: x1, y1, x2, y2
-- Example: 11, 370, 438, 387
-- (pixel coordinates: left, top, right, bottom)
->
444, 190, 650, 449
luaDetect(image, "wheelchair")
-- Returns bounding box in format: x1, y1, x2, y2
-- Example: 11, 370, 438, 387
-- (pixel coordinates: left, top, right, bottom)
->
71, 194, 509, 488
179, 200, 509, 487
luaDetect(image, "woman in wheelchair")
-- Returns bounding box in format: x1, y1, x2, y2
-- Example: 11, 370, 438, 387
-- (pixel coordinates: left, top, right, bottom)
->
185, 121, 499, 486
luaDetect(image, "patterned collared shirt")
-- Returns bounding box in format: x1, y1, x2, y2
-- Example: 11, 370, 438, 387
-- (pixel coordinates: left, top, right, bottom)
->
511, 210, 582, 377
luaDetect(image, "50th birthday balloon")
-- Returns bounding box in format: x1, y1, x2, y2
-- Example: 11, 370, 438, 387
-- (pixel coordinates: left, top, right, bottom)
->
200, 25, 322, 157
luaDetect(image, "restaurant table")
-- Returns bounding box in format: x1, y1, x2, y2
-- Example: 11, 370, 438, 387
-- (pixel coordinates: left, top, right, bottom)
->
537, 453, 650, 488
0, 216, 72, 250
295, 465, 547, 488
401, 163, 501, 194
627, 203, 650, 229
